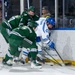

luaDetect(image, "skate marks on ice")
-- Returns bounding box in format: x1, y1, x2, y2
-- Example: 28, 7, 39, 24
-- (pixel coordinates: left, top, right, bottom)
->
1, 63, 75, 75
9, 63, 62, 73
9, 64, 75, 75
9, 64, 43, 72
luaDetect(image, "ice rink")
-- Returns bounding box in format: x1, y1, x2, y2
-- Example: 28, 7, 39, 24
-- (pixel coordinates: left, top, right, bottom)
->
0, 63, 75, 75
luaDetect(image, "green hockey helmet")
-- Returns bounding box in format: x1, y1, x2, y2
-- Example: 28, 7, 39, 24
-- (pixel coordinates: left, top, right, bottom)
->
28, 6, 35, 12
28, 21, 38, 28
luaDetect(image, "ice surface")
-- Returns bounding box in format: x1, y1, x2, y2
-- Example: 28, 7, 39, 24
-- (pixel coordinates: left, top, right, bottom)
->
0, 63, 75, 75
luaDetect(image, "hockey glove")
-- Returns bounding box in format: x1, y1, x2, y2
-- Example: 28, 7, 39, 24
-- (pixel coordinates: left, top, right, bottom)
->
47, 41, 55, 49
36, 36, 41, 42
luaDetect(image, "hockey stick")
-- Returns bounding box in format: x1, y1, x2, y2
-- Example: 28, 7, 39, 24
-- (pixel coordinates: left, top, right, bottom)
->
53, 47, 64, 64
53, 47, 72, 66
37, 43, 62, 66
43, 48, 62, 66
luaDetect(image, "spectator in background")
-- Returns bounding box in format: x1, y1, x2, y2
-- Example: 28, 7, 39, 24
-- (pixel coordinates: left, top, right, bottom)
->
41, 6, 51, 18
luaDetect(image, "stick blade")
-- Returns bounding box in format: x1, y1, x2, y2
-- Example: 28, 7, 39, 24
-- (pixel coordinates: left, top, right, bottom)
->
65, 62, 72, 66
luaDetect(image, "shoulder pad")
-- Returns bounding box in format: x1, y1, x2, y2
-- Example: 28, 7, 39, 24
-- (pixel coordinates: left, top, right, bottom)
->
15, 15, 20, 18
21, 26, 27, 29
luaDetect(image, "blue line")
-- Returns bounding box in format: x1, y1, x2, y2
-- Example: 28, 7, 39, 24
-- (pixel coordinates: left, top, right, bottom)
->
51, 28, 75, 30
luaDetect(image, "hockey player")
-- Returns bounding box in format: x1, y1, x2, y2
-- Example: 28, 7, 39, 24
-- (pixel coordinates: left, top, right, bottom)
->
2, 21, 42, 69
35, 17, 55, 63
19, 6, 39, 61
19, 6, 39, 26
0, 15, 21, 43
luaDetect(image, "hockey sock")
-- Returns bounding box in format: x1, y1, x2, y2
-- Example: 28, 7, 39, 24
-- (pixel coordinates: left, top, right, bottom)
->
14, 51, 21, 57
30, 52, 37, 61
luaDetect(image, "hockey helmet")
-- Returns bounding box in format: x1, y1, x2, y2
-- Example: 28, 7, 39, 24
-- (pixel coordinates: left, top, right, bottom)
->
28, 6, 35, 12
28, 21, 38, 28
46, 18, 55, 26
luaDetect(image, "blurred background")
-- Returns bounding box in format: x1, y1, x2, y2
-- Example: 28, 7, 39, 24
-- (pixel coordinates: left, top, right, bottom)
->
0, 0, 75, 28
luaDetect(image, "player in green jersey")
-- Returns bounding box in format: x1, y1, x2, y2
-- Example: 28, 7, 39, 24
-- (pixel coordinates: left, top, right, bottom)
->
0, 15, 21, 43
2, 21, 42, 69
19, 6, 39, 26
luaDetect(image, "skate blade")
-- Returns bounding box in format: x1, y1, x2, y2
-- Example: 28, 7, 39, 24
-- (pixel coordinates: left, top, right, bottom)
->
31, 66, 42, 69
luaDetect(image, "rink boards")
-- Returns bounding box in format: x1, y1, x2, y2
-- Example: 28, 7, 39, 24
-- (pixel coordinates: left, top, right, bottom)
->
0, 28, 75, 65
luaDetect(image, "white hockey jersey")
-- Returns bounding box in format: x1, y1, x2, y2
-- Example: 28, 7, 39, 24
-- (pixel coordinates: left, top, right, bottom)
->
35, 18, 51, 44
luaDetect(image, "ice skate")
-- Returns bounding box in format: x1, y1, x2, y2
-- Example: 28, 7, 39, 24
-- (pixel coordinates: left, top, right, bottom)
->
13, 57, 25, 64
31, 61, 42, 69
19, 58, 25, 64
2, 59, 13, 66
37, 56, 45, 64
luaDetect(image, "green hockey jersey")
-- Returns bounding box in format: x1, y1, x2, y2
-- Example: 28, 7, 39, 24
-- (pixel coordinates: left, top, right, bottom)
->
1, 15, 21, 30
19, 12, 39, 26
9, 26, 37, 49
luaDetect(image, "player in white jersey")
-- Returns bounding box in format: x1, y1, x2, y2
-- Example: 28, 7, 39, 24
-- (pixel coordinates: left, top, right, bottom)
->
35, 17, 55, 63
20, 17, 55, 64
